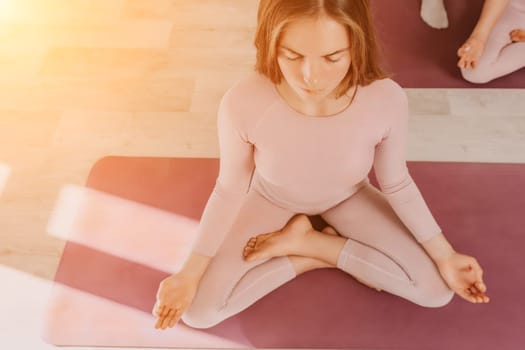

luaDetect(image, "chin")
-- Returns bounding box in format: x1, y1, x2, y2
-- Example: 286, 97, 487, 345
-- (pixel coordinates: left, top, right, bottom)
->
299, 87, 329, 98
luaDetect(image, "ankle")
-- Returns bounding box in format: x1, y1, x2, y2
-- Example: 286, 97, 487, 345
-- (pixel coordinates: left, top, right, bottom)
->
289, 255, 333, 276
302, 229, 347, 266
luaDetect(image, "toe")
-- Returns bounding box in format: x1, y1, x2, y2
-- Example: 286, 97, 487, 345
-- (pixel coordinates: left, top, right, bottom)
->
243, 249, 253, 259
254, 231, 277, 246
243, 246, 253, 256
246, 240, 273, 261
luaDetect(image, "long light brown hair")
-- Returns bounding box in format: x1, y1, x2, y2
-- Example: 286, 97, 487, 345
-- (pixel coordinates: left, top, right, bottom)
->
254, 0, 390, 101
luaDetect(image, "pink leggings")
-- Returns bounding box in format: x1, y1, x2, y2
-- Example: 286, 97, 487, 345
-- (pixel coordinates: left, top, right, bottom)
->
181, 183, 454, 329
461, 1, 525, 83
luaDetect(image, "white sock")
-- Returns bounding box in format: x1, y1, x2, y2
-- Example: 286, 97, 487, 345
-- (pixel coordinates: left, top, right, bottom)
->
420, 0, 449, 29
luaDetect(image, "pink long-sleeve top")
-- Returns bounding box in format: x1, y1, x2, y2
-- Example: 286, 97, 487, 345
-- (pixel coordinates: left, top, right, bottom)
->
191, 72, 442, 258
512, 0, 525, 11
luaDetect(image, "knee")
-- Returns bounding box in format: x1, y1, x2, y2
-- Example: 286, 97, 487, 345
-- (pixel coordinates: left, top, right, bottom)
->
180, 307, 224, 329
180, 294, 228, 329
460, 66, 494, 84
413, 283, 455, 308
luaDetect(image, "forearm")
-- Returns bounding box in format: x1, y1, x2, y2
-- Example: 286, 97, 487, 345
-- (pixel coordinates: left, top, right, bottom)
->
471, 0, 509, 41
179, 252, 212, 283
420, 232, 456, 264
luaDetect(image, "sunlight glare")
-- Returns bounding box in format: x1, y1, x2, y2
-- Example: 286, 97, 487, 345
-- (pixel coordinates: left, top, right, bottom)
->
0, 0, 16, 21
47, 184, 199, 273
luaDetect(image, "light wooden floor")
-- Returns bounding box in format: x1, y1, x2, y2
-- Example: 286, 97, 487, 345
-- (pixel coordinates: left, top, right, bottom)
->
0, 1, 523, 349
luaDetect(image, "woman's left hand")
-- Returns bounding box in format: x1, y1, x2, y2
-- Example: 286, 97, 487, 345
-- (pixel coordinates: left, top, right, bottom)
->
457, 36, 486, 69
435, 252, 490, 304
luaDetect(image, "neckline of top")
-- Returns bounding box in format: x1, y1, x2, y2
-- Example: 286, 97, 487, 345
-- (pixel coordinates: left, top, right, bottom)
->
270, 82, 358, 119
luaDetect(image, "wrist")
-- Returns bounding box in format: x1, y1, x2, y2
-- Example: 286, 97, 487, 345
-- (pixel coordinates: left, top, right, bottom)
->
421, 232, 456, 264
178, 269, 203, 284
179, 251, 212, 282
434, 251, 456, 268
469, 30, 489, 44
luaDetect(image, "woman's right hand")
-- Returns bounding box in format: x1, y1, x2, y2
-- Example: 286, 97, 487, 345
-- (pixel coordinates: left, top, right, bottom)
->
152, 272, 199, 330
457, 36, 486, 69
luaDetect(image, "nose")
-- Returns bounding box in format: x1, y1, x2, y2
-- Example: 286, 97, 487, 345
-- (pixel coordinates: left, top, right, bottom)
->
302, 59, 321, 87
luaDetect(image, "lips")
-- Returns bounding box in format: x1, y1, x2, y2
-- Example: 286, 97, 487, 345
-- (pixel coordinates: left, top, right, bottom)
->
302, 88, 322, 93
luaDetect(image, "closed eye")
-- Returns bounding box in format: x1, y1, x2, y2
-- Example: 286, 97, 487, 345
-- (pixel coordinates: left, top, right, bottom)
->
286, 56, 301, 61
326, 57, 341, 63
285, 56, 341, 63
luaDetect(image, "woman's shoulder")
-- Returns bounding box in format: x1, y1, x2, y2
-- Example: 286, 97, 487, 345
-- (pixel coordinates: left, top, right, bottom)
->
363, 77, 407, 101
217, 72, 276, 135
221, 71, 276, 107
359, 78, 409, 126
362, 77, 408, 114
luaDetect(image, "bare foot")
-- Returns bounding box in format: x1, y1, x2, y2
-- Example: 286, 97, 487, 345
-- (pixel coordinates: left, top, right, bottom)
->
243, 216, 382, 292
320, 225, 338, 236
243, 214, 314, 262
510, 29, 525, 43
288, 226, 339, 275
420, 0, 449, 29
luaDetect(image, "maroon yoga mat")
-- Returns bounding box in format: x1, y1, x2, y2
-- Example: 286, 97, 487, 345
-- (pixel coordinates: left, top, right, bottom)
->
42, 156, 524, 349
371, 0, 525, 88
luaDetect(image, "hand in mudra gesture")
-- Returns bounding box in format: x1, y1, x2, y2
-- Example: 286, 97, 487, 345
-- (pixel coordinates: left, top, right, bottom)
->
152, 273, 199, 330
457, 36, 486, 69
436, 252, 490, 304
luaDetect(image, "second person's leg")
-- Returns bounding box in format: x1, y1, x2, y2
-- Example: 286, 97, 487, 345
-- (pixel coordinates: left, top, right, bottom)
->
461, 4, 525, 83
